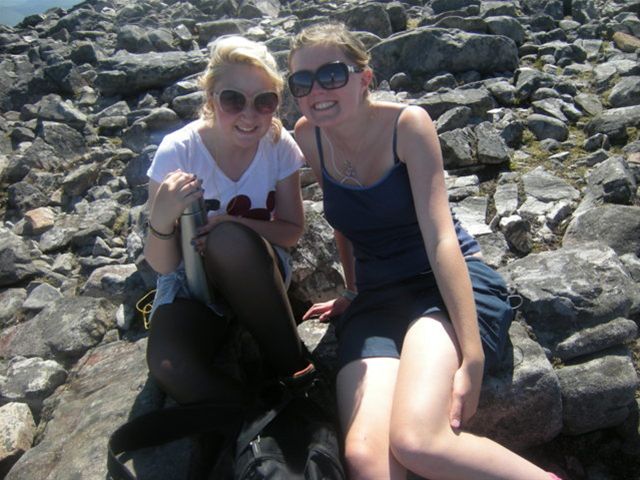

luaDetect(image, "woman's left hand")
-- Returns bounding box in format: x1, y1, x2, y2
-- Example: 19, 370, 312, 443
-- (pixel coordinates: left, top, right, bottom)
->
192, 214, 237, 254
449, 358, 484, 429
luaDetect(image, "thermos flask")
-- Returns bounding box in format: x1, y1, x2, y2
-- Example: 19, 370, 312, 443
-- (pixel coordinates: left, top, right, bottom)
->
180, 197, 213, 305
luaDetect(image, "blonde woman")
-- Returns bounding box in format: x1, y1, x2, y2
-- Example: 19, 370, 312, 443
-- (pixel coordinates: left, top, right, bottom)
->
145, 36, 314, 406
289, 23, 562, 480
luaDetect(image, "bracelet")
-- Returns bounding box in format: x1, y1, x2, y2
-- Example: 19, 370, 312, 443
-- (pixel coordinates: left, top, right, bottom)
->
341, 289, 358, 301
147, 220, 176, 240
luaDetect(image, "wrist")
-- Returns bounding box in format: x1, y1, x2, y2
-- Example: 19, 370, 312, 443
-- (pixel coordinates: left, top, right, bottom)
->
341, 288, 358, 301
147, 220, 176, 240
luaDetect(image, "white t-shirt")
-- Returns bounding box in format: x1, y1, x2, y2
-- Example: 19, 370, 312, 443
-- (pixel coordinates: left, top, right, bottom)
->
147, 120, 304, 220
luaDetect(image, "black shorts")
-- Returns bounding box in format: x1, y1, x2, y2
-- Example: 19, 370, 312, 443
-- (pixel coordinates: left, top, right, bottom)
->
335, 257, 514, 373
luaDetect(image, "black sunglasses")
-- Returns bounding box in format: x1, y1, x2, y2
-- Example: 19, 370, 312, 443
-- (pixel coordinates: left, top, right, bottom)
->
288, 61, 364, 98
214, 89, 279, 115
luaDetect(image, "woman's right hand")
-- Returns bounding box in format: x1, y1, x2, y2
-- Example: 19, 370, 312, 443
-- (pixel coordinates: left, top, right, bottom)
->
302, 295, 351, 322
149, 170, 203, 233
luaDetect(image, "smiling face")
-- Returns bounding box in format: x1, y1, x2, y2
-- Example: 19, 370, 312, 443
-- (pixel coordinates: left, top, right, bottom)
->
289, 44, 371, 127
208, 63, 278, 148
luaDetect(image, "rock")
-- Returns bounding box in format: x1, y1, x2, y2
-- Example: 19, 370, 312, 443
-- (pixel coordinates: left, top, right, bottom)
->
22, 283, 63, 312
557, 348, 639, 435
0, 296, 117, 364
4, 339, 184, 480
466, 322, 563, 449
526, 113, 569, 141
370, 28, 518, 82
608, 76, 640, 108
586, 105, 640, 144
0, 403, 36, 478
499, 244, 640, 355
563, 204, 640, 257
0, 356, 67, 416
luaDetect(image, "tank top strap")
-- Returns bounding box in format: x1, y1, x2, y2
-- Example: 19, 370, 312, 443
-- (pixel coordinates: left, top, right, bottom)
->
392, 107, 408, 164
314, 126, 326, 169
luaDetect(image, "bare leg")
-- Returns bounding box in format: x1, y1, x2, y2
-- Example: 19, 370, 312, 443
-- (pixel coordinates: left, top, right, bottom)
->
389, 313, 551, 480
336, 358, 407, 480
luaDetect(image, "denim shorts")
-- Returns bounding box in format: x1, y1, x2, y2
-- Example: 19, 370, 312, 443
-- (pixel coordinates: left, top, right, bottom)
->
149, 245, 293, 321
335, 257, 514, 373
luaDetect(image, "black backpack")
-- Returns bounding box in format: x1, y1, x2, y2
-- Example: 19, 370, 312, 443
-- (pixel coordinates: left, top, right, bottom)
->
107, 389, 346, 480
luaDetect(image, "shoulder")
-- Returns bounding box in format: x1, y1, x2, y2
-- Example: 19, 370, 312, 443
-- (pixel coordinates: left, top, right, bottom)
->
394, 105, 440, 162
292, 116, 315, 152
157, 120, 199, 151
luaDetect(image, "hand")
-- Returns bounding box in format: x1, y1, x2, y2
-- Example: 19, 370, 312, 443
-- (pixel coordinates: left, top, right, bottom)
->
150, 170, 203, 234
192, 214, 236, 254
302, 295, 351, 322
449, 357, 484, 429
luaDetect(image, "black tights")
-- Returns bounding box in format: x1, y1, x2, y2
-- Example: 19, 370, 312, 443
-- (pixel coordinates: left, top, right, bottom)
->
147, 222, 308, 405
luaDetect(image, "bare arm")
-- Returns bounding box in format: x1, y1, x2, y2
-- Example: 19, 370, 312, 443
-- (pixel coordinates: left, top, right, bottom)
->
294, 117, 357, 321
399, 106, 484, 427
144, 172, 202, 274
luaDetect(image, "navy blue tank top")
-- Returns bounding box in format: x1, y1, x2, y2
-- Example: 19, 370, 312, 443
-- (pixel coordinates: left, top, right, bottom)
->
317, 112, 480, 291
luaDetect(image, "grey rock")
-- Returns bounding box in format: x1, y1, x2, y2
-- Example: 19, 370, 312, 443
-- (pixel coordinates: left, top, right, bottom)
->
439, 127, 476, 169
22, 283, 63, 312
564, 204, 640, 257
466, 322, 563, 449
0, 296, 117, 364
608, 76, 640, 108
574, 156, 637, 215
81, 263, 141, 304
499, 244, 640, 354
36, 94, 87, 131
4, 339, 183, 480
370, 28, 518, 82
499, 214, 533, 255
446, 174, 480, 201
557, 349, 639, 435
574, 92, 604, 117
289, 204, 344, 310
475, 231, 510, 268
95, 50, 208, 97
555, 317, 638, 361
620, 253, 640, 282
451, 196, 492, 236
526, 113, 569, 141
339, 3, 393, 38
0, 357, 67, 415
0, 403, 36, 474
0, 289, 27, 328
493, 181, 519, 217
485, 16, 525, 45
0, 228, 37, 287
435, 106, 472, 133
415, 87, 495, 121
474, 122, 510, 164
61, 163, 100, 197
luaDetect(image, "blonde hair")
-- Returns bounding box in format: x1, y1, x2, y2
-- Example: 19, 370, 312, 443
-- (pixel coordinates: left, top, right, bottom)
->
288, 22, 371, 72
199, 35, 284, 141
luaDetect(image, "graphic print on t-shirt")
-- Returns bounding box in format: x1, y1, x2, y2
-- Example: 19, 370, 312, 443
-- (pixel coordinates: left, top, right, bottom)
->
226, 191, 276, 220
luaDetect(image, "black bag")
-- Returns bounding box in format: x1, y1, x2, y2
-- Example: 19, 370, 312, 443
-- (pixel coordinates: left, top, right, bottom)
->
107, 390, 345, 480
233, 393, 345, 479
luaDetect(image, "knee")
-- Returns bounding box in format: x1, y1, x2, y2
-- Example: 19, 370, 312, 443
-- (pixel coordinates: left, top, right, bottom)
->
389, 424, 452, 476
205, 221, 267, 268
343, 436, 389, 480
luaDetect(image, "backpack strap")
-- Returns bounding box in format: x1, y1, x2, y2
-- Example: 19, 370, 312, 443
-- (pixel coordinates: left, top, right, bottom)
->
235, 391, 292, 452
107, 402, 245, 480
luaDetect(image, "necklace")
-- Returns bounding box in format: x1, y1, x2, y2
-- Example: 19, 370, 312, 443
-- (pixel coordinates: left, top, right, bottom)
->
322, 131, 364, 187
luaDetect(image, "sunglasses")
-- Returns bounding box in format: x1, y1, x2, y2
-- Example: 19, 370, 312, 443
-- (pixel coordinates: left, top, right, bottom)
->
214, 89, 279, 115
288, 61, 364, 98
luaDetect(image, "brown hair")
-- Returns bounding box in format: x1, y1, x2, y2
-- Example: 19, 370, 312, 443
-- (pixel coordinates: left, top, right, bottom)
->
288, 22, 371, 72
199, 35, 283, 141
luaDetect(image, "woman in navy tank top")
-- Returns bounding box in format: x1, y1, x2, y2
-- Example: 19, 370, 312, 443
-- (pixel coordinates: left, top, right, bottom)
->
288, 23, 562, 480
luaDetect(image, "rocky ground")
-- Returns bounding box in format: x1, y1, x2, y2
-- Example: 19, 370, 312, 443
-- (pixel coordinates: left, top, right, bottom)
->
0, 0, 639, 478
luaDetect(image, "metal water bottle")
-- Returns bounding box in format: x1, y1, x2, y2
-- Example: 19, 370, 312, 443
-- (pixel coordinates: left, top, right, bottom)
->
180, 197, 213, 305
